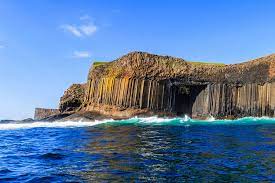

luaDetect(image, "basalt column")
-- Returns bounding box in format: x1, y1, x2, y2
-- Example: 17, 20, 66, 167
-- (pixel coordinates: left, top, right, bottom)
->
85, 77, 178, 112
191, 82, 275, 117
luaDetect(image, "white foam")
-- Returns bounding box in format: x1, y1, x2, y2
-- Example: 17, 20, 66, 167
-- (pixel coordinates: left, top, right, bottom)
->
237, 116, 274, 121
0, 116, 274, 130
0, 119, 114, 130
138, 116, 173, 123
182, 115, 191, 122
206, 115, 215, 122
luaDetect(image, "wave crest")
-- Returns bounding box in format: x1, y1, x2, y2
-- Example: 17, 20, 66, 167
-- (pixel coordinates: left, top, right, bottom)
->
0, 119, 114, 130
0, 116, 274, 130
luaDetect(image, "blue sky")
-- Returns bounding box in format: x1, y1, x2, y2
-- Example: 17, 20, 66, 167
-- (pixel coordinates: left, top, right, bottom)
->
0, 0, 275, 119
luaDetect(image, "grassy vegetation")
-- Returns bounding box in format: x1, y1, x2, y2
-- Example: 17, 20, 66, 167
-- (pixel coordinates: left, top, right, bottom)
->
188, 61, 226, 66
93, 61, 107, 68
92, 60, 225, 71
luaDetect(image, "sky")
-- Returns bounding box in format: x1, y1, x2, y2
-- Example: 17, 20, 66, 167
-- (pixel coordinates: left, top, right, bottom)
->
0, 0, 275, 120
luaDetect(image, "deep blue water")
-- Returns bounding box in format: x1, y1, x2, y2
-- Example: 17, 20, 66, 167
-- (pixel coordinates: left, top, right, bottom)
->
0, 117, 274, 182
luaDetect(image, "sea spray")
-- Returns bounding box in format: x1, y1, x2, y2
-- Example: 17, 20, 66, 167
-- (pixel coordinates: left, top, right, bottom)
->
0, 116, 274, 130
0, 119, 114, 130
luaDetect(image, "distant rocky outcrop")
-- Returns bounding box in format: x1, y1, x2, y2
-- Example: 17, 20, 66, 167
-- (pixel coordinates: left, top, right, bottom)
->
59, 83, 86, 113
22, 118, 34, 122
0, 119, 16, 123
34, 108, 60, 120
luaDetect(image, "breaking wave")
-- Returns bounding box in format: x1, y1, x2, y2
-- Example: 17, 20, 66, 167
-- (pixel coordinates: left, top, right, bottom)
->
0, 119, 114, 130
0, 115, 274, 130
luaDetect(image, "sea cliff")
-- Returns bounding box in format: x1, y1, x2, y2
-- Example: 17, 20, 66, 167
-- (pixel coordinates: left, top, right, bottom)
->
34, 52, 275, 120
83, 52, 275, 119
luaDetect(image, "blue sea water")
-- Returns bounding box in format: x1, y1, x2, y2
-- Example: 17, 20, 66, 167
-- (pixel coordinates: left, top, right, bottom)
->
0, 116, 274, 182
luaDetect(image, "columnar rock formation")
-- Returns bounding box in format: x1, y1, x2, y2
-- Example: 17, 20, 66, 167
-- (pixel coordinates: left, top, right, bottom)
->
191, 83, 275, 117
83, 52, 275, 118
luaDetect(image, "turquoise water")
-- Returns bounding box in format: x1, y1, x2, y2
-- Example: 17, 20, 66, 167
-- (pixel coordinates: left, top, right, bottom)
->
0, 116, 274, 182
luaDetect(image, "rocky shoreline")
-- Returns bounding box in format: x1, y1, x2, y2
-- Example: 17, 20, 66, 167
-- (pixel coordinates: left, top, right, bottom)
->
33, 51, 275, 122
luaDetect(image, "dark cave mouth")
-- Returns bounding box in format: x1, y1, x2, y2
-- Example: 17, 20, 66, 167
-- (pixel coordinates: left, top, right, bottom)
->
174, 84, 207, 115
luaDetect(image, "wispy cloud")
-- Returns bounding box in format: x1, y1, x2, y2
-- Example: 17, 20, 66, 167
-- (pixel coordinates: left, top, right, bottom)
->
60, 24, 83, 37
79, 24, 97, 36
61, 16, 98, 38
73, 51, 91, 58
0, 45, 4, 49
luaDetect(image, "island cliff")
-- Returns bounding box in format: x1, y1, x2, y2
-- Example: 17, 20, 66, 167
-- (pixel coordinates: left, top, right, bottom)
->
83, 52, 275, 119
34, 52, 275, 120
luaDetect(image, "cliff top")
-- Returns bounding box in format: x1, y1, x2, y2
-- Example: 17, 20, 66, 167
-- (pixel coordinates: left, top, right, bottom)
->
89, 51, 275, 84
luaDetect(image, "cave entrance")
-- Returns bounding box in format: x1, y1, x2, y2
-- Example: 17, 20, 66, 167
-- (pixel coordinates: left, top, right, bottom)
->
174, 84, 206, 116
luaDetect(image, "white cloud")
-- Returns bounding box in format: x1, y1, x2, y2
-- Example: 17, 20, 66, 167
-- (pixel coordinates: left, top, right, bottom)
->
61, 24, 83, 37
60, 16, 98, 38
73, 51, 91, 58
0, 45, 5, 49
79, 24, 97, 36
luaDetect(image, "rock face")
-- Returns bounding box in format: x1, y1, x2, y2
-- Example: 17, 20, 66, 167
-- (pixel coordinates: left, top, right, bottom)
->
83, 52, 275, 118
191, 83, 275, 118
59, 83, 86, 113
34, 108, 60, 120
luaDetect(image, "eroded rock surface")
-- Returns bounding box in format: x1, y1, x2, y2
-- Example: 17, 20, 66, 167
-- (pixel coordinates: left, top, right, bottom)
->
34, 108, 60, 120
59, 83, 86, 113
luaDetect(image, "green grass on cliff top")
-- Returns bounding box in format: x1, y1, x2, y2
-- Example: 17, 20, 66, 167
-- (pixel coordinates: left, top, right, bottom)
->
93, 60, 225, 68
93, 62, 107, 68
188, 61, 225, 66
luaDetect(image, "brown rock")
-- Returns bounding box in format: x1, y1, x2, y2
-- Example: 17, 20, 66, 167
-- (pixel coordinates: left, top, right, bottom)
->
89, 51, 275, 84
34, 52, 275, 120
59, 83, 86, 113
84, 51, 275, 118
34, 108, 60, 120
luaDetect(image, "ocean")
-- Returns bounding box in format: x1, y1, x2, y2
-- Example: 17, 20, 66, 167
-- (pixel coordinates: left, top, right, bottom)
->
0, 116, 274, 182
